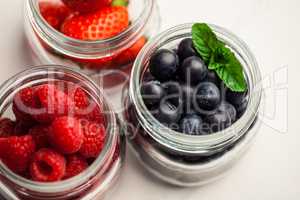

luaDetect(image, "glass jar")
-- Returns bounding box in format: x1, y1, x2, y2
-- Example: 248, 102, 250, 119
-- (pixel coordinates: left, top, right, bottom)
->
122, 23, 262, 187
24, 0, 161, 76
0, 66, 125, 199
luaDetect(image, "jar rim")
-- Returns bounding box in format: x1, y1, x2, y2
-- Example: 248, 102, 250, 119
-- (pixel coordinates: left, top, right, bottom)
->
0, 65, 118, 193
25, 0, 155, 58
129, 23, 262, 155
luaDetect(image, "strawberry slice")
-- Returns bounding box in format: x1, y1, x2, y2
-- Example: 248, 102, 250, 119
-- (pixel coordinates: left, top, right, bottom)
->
61, 6, 129, 41
62, 0, 112, 13
39, 1, 71, 30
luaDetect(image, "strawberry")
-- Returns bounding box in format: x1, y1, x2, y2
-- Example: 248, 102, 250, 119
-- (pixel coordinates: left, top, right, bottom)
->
0, 135, 36, 173
64, 154, 88, 179
79, 120, 106, 158
0, 118, 16, 137
61, 6, 129, 41
62, 0, 112, 13
49, 116, 83, 154
39, 1, 71, 30
30, 148, 66, 182
114, 36, 147, 66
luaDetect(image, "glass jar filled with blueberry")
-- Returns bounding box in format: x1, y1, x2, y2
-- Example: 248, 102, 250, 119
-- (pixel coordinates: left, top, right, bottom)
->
122, 23, 262, 186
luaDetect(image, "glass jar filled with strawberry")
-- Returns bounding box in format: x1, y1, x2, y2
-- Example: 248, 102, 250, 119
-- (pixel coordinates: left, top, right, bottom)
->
24, 0, 160, 75
0, 66, 125, 199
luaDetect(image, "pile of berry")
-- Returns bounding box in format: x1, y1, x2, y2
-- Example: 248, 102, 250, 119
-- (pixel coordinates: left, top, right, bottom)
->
39, 0, 146, 68
0, 82, 106, 182
141, 38, 248, 135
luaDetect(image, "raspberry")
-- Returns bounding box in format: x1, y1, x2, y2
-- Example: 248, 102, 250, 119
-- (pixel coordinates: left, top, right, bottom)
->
12, 87, 36, 123
14, 120, 34, 135
29, 125, 50, 149
64, 154, 88, 179
0, 135, 36, 173
79, 121, 106, 158
33, 84, 75, 123
49, 116, 83, 154
30, 148, 66, 182
84, 101, 105, 124
0, 118, 16, 137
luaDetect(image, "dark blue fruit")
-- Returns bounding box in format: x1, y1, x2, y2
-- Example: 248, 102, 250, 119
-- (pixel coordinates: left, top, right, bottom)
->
205, 70, 221, 86
204, 102, 237, 133
149, 49, 179, 82
194, 82, 221, 111
179, 114, 203, 135
226, 89, 247, 106
235, 99, 248, 118
163, 82, 195, 112
218, 102, 237, 123
179, 56, 208, 85
177, 38, 197, 61
141, 81, 165, 106
155, 100, 183, 126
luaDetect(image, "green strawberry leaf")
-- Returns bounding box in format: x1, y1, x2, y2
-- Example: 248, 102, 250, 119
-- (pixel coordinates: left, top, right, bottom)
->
112, 0, 129, 7
192, 23, 247, 92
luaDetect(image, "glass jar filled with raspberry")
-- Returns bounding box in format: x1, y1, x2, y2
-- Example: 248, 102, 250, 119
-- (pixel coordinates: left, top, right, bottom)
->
122, 23, 263, 186
0, 66, 125, 199
24, 0, 161, 75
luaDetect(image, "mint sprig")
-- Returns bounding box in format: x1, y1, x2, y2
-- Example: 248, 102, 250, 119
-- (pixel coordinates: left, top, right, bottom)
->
192, 23, 247, 92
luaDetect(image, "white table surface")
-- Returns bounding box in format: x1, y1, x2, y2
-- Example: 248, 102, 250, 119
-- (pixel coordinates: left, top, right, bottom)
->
1, 0, 299, 199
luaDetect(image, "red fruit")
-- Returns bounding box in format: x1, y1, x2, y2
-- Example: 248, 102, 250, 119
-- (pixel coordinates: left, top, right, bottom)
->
84, 101, 105, 124
13, 87, 36, 123
79, 121, 106, 158
0, 135, 36, 173
62, 0, 112, 13
64, 154, 88, 179
39, 1, 71, 30
14, 120, 34, 135
33, 84, 74, 123
114, 36, 147, 66
29, 125, 50, 149
61, 6, 129, 41
0, 118, 16, 137
49, 116, 83, 154
30, 148, 66, 182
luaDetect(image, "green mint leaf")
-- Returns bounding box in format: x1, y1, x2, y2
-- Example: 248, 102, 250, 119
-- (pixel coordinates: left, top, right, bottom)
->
192, 23, 247, 92
212, 46, 247, 92
112, 0, 129, 6
192, 23, 220, 63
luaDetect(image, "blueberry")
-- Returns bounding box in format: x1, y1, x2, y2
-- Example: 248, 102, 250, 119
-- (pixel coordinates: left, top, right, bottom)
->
149, 49, 179, 82
178, 56, 208, 85
204, 70, 221, 87
155, 100, 183, 126
163, 81, 181, 104
141, 81, 165, 106
218, 102, 237, 123
194, 82, 221, 111
177, 38, 197, 61
179, 114, 203, 135
226, 89, 248, 106
163, 82, 195, 112
235, 99, 248, 118
203, 102, 237, 133
143, 71, 155, 82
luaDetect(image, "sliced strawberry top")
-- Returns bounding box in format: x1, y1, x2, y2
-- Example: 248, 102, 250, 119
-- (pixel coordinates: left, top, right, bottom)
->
61, 6, 129, 40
